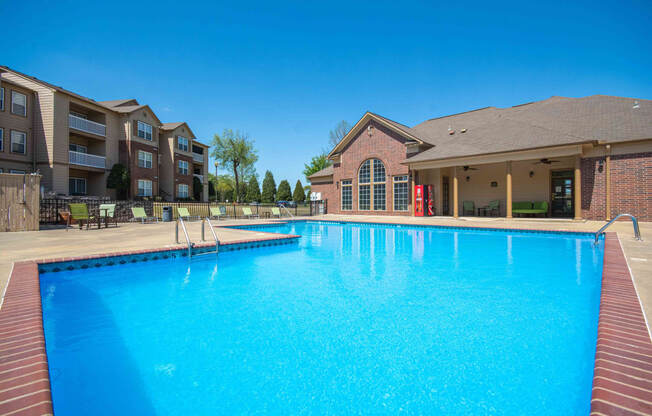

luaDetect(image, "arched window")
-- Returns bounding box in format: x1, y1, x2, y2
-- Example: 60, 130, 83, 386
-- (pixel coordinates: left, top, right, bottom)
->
358, 159, 386, 211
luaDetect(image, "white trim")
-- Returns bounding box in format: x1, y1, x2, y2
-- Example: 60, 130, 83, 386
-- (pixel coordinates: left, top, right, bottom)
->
137, 121, 153, 141
10, 130, 26, 154
138, 150, 153, 169
137, 179, 153, 197
11, 90, 27, 116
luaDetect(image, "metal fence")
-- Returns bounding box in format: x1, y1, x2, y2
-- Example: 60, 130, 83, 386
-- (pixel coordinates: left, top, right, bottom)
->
40, 199, 327, 224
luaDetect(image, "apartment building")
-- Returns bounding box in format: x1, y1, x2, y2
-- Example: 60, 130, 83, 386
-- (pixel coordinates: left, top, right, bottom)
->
0, 66, 209, 201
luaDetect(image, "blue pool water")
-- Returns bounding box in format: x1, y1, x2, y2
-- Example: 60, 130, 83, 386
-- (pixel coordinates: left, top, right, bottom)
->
40, 221, 603, 415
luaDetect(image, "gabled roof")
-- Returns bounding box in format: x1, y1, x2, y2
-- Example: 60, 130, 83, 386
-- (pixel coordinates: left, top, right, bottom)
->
308, 165, 334, 179
0, 65, 111, 111
109, 104, 162, 125
160, 122, 196, 139
99, 99, 139, 108
327, 112, 429, 159
403, 95, 652, 163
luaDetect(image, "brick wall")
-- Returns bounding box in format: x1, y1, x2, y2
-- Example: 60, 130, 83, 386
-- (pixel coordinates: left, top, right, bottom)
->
582, 152, 652, 222
174, 153, 194, 198
328, 119, 410, 215
120, 140, 159, 197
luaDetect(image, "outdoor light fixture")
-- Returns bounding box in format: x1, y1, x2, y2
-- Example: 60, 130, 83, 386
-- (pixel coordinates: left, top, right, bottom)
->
367, 125, 374, 136
529, 171, 534, 178
466, 176, 470, 182
598, 159, 604, 172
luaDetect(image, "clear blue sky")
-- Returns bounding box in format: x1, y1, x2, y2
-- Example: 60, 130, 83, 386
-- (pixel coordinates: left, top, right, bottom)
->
2, 1, 651, 186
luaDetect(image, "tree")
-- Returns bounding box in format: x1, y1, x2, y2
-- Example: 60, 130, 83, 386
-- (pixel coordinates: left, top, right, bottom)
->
303, 153, 332, 180
304, 185, 312, 202
211, 129, 258, 202
277, 180, 292, 201
106, 163, 130, 199
215, 174, 235, 202
238, 182, 248, 203
328, 120, 351, 148
193, 176, 202, 201
293, 180, 305, 203
246, 175, 261, 203
208, 180, 216, 201
261, 171, 276, 203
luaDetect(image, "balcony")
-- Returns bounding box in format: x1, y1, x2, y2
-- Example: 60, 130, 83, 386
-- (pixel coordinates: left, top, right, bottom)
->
192, 152, 204, 163
193, 174, 203, 183
69, 151, 106, 169
69, 114, 106, 137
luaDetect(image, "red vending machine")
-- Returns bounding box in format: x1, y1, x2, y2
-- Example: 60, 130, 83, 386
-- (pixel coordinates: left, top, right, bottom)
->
427, 185, 435, 216
414, 185, 425, 216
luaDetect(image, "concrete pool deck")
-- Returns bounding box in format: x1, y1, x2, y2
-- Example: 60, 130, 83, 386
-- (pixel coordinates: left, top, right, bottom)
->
0, 215, 651, 415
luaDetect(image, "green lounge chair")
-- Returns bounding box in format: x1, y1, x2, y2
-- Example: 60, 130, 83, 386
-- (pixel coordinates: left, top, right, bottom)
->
486, 200, 500, 216
209, 206, 226, 220
462, 201, 475, 216
270, 207, 281, 218
131, 207, 158, 223
68, 203, 95, 230
512, 202, 532, 217
99, 203, 118, 228
242, 206, 259, 219
177, 207, 200, 221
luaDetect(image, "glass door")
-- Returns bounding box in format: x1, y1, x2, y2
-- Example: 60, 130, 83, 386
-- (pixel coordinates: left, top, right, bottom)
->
550, 170, 574, 217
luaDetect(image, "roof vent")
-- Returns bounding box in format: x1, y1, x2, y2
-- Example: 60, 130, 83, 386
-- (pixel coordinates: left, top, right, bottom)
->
460, 128, 467, 133
633, 100, 640, 109
448, 125, 454, 135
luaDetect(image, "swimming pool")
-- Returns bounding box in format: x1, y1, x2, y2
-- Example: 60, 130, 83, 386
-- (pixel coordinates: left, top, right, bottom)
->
40, 221, 603, 415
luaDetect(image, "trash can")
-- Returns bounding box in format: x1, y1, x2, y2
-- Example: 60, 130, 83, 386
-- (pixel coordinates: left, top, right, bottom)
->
162, 206, 173, 222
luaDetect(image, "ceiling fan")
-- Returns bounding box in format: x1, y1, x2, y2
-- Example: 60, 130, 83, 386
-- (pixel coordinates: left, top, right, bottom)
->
533, 158, 560, 165
462, 166, 478, 171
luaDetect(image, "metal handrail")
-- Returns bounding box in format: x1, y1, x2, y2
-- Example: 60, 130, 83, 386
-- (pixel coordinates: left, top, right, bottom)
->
279, 203, 294, 218
205, 217, 220, 254
176, 217, 193, 258
595, 213, 641, 244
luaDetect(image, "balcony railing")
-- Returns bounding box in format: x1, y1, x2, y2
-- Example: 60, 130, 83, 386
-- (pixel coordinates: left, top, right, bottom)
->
69, 151, 106, 169
193, 174, 203, 183
69, 114, 106, 137
192, 152, 204, 163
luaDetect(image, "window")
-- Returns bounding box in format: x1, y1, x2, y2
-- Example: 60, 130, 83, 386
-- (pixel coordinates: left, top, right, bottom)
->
137, 121, 153, 140
393, 175, 409, 211
178, 160, 189, 175
177, 136, 189, 152
11, 131, 26, 154
69, 143, 87, 153
0, 87, 4, 111
138, 150, 153, 168
69, 177, 87, 195
137, 179, 152, 197
0, 128, 3, 151
341, 179, 352, 211
11, 91, 26, 116
178, 184, 189, 199
358, 158, 386, 211
10, 169, 25, 174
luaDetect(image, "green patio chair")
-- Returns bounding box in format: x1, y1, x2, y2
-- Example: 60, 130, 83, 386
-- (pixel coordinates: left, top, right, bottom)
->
270, 207, 281, 218
462, 201, 475, 216
209, 206, 225, 220
242, 206, 259, 219
68, 203, 95, 230
486, 200, 500, 216
131, 207, 158, 223
531, 201, 549, 217
177, 207, 200, 221
512, 202, 533, 217
99, 203, 118, 228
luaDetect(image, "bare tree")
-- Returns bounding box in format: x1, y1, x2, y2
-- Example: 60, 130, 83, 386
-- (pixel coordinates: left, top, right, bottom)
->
328, 120, 352, 148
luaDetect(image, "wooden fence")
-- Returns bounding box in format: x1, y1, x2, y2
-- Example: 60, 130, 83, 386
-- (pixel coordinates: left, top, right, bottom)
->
0, 173, 41, 232
40, 199, 323, 224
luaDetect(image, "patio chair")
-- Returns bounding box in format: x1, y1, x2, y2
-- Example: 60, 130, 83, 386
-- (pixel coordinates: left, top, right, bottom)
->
177, 207, 201, 221
462, 201, 475, 216
209, 206, 225, 220
68, 203, 95, 230
131, 207, 158, 224
242, 206, 260, 219
486, 200, 500, 216
99, 203, 118, 228
270, 207, 282, 218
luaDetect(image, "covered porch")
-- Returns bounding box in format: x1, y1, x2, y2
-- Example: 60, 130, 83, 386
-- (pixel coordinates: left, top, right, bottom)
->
409, 146, 587, 220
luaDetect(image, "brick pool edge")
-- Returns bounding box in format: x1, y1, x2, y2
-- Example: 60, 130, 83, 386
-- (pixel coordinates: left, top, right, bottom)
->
0, 231, 649, 415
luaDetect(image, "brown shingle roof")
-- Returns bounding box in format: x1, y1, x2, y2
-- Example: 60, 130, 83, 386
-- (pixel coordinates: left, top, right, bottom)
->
398, 95, 652, 163
308, 165, 334, 178
99, 99, 139, 108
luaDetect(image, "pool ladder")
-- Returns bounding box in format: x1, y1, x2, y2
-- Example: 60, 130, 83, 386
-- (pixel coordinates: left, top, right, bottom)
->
594, 213, 641, 245
175, 217, 221, 258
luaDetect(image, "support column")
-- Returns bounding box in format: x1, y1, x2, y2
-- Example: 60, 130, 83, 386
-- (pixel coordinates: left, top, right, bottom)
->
453, 166, 459, 218
574, 156, 582, 220
506, 161, 512, 219
411, 170, 416, 216
605, 145, 611, 221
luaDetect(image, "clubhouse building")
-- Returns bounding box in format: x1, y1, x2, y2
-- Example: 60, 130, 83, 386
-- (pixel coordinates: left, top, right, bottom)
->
309, 95, 652, 221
